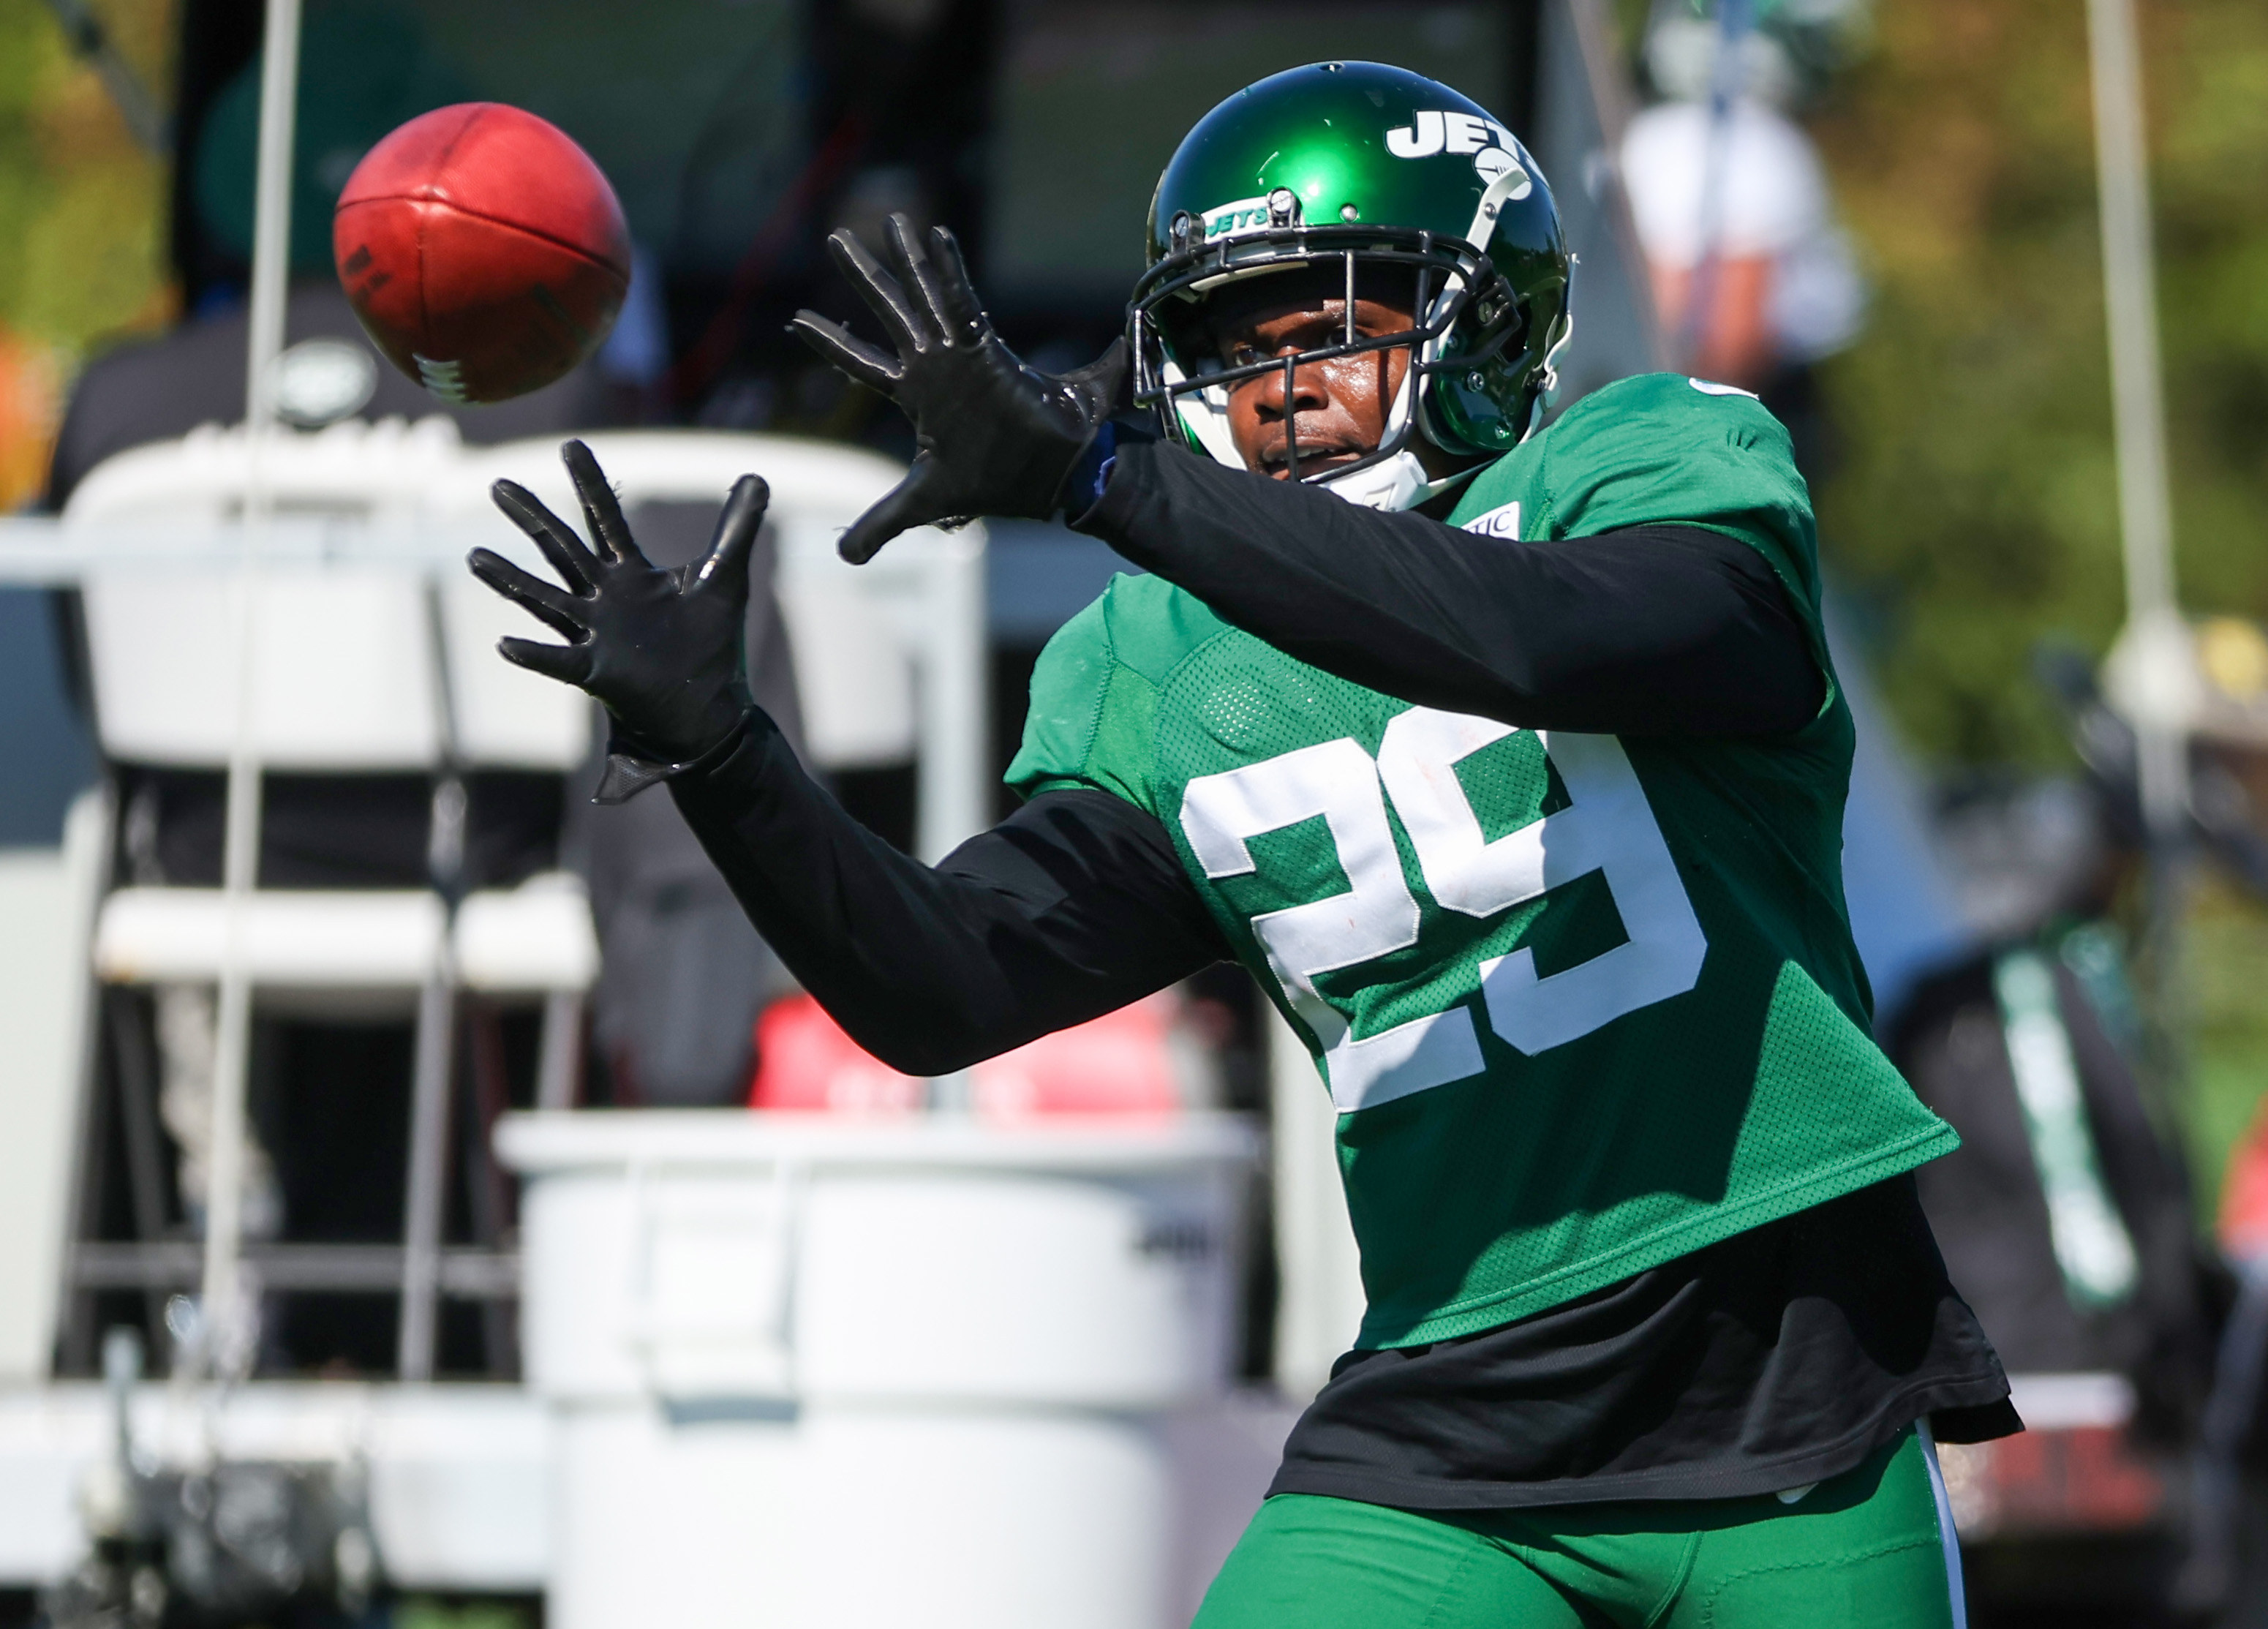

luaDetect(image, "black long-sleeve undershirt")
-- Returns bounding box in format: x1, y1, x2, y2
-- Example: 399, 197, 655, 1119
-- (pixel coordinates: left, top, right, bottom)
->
669, 726, 1224, 1075
667, 441, 1821, 1067
1074, 438, 1825, 737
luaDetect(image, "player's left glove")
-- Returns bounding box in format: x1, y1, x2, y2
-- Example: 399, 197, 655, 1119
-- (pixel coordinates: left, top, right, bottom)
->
791, 213, 1126, 564
468, 438, 766, 767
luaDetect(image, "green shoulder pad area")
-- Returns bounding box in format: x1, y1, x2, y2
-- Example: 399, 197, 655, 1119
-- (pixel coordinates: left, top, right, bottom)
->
1454, 372, 1832, 704
1551, 374, 1814, 595
1003, 573, 1233, 813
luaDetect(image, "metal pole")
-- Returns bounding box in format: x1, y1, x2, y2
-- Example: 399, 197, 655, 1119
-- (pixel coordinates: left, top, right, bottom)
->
1266, 1004, 1363, 1400
36, 0, 170, 154
399, 584, 467, 1382
2087, 0, 2185, 827
1561, 0, 1668, 370
200, 0, 300, 1382
2085, 0, 2188, 1105
242, 0, 300, 438
914, 532, 988, 865
534, 993, 585, 1111
396, 968, 456, 1380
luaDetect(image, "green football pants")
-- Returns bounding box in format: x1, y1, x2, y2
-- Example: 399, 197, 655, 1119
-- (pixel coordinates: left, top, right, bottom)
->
1194, 1426, 1966, 1628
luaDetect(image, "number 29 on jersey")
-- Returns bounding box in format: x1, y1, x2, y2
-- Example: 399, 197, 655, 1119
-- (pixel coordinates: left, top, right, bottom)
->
1178, 707, 1708, 1112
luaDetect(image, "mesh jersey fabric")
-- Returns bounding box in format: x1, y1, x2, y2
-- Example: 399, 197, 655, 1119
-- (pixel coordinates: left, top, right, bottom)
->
1006, 372, 1957, 1349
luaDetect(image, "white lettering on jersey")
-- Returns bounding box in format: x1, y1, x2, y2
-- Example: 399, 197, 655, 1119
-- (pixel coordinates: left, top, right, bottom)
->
1180, 739, 1485, 1111
1181, 710, 1710, 1108
1461, 500, 1521, 541
1378, 712, 1707, 1054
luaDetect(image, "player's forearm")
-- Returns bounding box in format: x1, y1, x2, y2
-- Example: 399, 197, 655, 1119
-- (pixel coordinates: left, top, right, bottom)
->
1077, 440, 1821, 737
665, 717, 1224, 1074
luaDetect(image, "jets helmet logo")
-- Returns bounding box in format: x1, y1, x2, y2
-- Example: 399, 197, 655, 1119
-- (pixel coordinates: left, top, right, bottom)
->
1387, 109, 1511, 157
1201, 195, 1278, 241
1386, 110, 1532, 193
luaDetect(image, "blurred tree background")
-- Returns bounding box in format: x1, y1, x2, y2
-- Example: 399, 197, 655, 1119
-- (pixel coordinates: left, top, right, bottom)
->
1804, 0, 2268, 1211
0, 0, 174, 510
1812, 0, 2268, 769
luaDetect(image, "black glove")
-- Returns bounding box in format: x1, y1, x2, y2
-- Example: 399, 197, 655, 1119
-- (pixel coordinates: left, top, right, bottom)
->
469, 438, 768, 767
791, 213, 1127, 564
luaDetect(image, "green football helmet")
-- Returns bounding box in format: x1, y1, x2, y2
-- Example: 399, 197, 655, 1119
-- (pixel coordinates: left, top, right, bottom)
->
1131, 61, 1572, 511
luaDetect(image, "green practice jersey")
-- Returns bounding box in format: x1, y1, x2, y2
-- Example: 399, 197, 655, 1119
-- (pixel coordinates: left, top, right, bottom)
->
1007, 372, 1956, 1347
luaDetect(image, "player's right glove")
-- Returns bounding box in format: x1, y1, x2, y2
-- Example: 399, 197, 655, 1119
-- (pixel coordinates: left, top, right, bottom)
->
468, 438, 767, 775
791, 213, 1126, 564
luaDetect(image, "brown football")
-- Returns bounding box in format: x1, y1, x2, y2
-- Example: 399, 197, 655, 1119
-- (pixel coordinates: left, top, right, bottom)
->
333, 103, 630, 405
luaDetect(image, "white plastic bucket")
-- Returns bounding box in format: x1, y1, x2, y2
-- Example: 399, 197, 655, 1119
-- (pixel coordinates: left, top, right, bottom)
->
497, 1111, 1261, 1629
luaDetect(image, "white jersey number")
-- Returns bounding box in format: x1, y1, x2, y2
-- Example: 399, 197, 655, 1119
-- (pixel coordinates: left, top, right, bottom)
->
1178, 738, 1487, 1112
1180, 709, 1708, 1110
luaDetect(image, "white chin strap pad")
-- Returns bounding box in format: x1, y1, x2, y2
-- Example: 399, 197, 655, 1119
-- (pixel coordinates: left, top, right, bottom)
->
1311, 363, 1478, 513
1315, 450, 1431, 511
1309, 359, 1424, 512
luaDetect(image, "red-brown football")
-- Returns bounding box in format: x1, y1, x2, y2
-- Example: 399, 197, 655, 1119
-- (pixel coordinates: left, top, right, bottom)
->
334, 104, 630, 405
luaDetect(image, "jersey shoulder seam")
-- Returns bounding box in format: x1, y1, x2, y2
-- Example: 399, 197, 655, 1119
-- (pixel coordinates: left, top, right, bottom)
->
1063, 598, 1131, 786
1102, 574, 1248, 705
1533, 420, 1561, 538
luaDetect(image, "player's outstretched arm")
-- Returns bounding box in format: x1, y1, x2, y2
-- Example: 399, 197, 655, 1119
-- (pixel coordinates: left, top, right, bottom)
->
468, 441, 1224, 1074
788, 214, 1124, 564
663, 731, 1227, 1075
1075, 442, 1826, 740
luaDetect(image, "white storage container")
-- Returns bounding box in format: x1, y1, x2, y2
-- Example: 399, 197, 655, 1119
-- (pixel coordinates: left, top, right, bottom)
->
497, 1110, 1261, 1629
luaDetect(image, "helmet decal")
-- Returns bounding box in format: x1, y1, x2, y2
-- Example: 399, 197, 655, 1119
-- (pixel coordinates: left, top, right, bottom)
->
1384, 110, 1515, 160
1200, 188, 1305, 244
1472, 148, 1532, 195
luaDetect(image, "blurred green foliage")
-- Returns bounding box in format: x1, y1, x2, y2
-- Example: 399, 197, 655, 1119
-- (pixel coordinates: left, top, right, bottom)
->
391, 1599, 534, 1629
1806, 1, 2268, 1216
0, 0, 173, 356
1811, 0, 2268, 767
2173, 878, 2268, 1221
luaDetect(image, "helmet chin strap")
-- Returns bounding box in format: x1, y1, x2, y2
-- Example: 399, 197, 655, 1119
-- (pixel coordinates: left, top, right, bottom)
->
1315, 448, 1481, 512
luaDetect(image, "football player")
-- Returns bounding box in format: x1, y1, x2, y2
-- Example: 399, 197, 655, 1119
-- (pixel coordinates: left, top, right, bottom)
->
469, 61, 2013, 1629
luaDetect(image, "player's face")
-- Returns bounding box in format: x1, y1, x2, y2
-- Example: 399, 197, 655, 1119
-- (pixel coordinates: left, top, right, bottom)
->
1216, 296, 1418, 480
